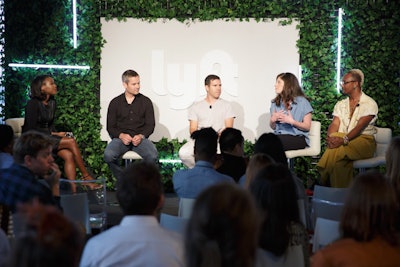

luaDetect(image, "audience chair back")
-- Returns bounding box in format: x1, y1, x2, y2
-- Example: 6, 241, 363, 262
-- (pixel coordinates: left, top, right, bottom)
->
5, 117, 24, 137
60, 178, 107, 233
60, 192, 91, 235
353, 127, 392, 172
260, 245, 305, 267
159, 213, 188, 234
285, 121, 321, 169
178, 198, 196, 219
311, 185, 348, 227
312, 217, 340, 253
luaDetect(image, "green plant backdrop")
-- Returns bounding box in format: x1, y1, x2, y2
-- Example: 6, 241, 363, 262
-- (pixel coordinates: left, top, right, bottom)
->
1, 0, 399, 189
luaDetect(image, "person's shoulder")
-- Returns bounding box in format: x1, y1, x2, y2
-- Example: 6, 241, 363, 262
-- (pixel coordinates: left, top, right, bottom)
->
172, 168, 191, 183
109, 93, 125, 102
361, 92, 377, 104
216, 98, 232, 105
295, 95, 309, 103
191, 99, 206, 107
26, 98, 40, 106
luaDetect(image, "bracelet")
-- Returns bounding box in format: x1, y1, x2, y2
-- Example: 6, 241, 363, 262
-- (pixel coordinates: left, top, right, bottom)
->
343, 135, 349, 145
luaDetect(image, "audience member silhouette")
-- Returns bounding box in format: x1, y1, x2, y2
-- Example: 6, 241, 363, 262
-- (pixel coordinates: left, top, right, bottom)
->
249, 163, 310, 267
0, 124, 14, 169
0, 131, 61, 212
80, 161, 184, 267
6, 200, 85, 267
239, 153, 275, 188
250, 132, 311, 229
386, 136, 400, 230
185, 182, 267, 267
311, 171, 400, 266
216, 127, 247, 182
173, 127, 233, 198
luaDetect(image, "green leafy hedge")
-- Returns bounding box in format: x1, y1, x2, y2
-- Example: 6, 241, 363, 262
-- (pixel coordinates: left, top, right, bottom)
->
2, 0, 399, 189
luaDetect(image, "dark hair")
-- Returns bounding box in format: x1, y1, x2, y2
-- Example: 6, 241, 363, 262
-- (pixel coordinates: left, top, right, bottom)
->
254, 133, 287, 165
192, 127, 218, 160
244, 153, 275, 189
7, 201, 85, 267
340, 171, 399, 246
116, 161, 163, 215
185, 183, 259, 267
0, 124, 14, 150
30, 75, 53, 101
219, 128, 244, 153
13, 131, 54, 164
122, 69, 139, 83
249, 163, 300, 256
204, 74, 220, 86
272, 72, 308, 110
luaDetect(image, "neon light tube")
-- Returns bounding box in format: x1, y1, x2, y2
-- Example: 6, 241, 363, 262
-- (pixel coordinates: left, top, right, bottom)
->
337, 8, 344, 93
72, 0, 77, 48
9, 63, 90, 70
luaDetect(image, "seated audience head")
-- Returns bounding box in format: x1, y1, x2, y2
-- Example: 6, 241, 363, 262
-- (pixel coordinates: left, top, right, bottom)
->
244, 153, 275, 189
386, 136, 400, 199
7, 200, 85, 267
0, 124, 14, 154
219, 127, 244, 156
12, 131, 54, 176
191, 127, 218, 162
340, 171, 399, 245
249, 163, 300, 256
254, 133, 287, 165
185, 183, 259, 267
117, 161, 163, 216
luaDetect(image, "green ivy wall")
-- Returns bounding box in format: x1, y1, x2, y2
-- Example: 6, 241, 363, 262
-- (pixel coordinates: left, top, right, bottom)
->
2, 0, 399, 186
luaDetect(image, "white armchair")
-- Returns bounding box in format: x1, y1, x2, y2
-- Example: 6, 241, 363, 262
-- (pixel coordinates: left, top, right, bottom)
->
353, 127, 392, 173
285, 121, 321, 169
5, 117, 25, 137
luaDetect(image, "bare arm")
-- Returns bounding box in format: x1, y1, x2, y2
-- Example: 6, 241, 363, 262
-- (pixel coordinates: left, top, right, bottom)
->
346, 115, 375, 140
224, 117, 234, 128
327, 115, 374, 148
292, 112, 312, 131
189, 120, 198, 135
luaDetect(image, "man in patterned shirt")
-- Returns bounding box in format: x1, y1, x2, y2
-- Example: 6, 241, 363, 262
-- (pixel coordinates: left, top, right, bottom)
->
0, 131, 61, 212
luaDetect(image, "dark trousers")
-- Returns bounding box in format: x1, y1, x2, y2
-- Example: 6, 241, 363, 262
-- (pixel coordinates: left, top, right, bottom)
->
277, 134, 307, 151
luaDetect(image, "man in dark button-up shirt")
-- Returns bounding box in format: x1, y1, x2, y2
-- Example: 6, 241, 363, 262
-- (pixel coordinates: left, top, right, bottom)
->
104, 69, 158, 181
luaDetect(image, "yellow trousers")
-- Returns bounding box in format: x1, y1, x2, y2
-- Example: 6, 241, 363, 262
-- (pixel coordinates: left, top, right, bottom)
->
317, 133, 375, 188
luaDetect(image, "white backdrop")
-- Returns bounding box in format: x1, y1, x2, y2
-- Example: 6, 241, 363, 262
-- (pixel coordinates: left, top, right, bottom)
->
100, 18, 299, 142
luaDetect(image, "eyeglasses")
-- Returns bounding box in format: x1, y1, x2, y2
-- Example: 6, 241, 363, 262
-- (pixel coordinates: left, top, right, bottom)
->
340, 80, 356, 86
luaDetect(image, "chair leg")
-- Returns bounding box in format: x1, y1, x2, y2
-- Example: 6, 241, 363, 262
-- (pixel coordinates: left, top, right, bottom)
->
288, 158, 294, 170
125, 159, 132, 167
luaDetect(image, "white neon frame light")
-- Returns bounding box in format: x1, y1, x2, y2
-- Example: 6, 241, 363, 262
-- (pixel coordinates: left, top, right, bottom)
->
8, 63, 90, 70
72, 0, 77, 48
336, 8, 344, 92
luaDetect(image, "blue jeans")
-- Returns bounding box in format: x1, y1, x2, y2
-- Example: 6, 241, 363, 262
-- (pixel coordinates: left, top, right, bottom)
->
104, 138, 158, 180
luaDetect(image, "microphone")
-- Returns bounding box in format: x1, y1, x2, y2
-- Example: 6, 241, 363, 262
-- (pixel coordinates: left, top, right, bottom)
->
209, 105, 212, 109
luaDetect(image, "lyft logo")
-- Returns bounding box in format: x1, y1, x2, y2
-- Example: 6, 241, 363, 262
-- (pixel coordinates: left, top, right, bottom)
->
151, 49, 239, 110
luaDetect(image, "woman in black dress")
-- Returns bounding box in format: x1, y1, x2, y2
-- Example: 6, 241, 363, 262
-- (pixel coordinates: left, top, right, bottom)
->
23, 75, 99, 191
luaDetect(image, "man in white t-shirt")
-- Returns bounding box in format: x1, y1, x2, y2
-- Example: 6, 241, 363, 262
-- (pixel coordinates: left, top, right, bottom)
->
179, 74, 236, 168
